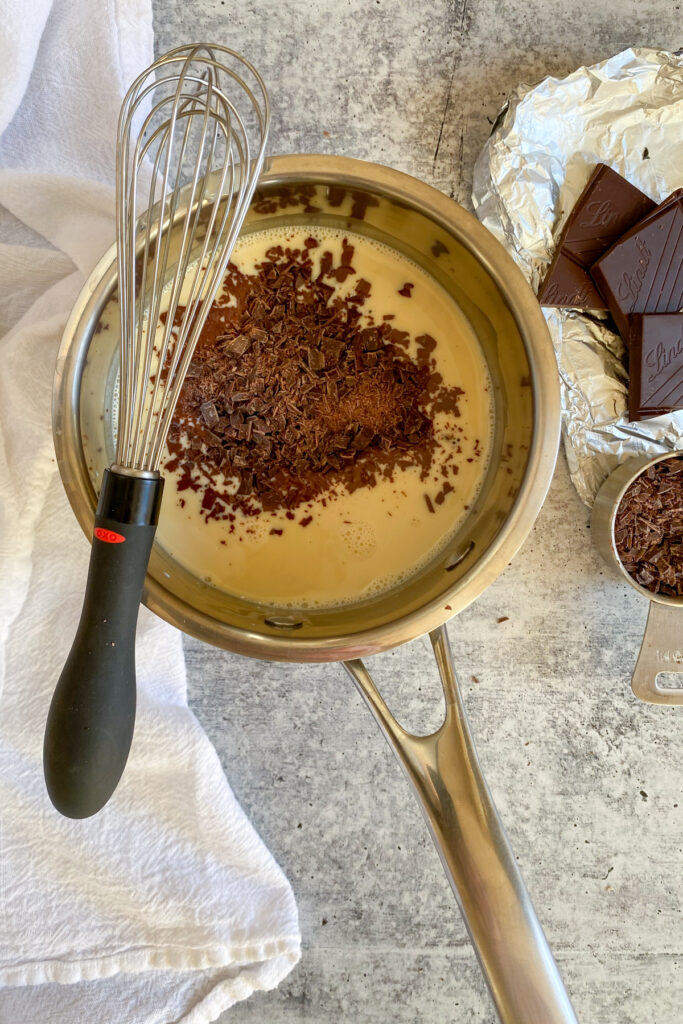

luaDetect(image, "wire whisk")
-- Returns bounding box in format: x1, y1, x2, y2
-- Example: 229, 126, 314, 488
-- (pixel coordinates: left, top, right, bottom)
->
117, 43, 269, 471
44, 44, 269, 819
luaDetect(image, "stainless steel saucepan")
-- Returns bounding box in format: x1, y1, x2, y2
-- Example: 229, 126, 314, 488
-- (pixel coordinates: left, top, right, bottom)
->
53, 155, 576, 1023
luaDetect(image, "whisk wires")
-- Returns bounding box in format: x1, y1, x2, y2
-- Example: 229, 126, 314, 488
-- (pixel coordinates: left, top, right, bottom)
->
115, 44, 269, 472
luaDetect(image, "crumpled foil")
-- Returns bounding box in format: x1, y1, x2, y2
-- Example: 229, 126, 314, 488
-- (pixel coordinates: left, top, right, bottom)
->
472, 47, 683, 505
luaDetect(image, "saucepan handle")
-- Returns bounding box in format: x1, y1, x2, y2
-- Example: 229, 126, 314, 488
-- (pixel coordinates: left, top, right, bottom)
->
631, 602, 683, 705
343, 624, 577, 1024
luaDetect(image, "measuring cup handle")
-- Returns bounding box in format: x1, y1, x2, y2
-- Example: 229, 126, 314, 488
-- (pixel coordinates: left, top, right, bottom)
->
631, 602, 683, 705
344, 624, 577, 1024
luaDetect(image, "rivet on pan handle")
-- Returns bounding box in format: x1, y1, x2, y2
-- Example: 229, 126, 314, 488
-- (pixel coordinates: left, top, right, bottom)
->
631, 603, 683, 705
344, 624, 577, 1024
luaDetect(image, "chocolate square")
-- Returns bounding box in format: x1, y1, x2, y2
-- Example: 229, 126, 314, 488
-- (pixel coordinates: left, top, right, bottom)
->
628, 313, 683, 420
621, 187, 683, 232
538, 164, 655, 310
560, 164, 656, 266
536, 251, 605, 308
591, 197, 683, 342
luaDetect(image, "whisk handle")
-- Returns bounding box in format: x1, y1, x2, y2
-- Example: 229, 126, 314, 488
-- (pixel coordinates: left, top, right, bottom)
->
44, 467, 164, 818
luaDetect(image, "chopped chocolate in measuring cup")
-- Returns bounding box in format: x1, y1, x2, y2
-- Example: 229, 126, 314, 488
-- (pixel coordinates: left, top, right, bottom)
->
166, 236, 465, 521
614, 457, 683, 596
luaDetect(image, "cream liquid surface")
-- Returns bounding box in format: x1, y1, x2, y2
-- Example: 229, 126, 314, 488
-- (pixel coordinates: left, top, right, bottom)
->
156, 226, 494, 608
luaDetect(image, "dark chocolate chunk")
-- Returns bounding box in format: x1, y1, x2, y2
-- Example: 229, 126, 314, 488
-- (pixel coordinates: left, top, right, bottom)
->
200, 401, 219, 428
539, 164, 655, 310
591, 197, 683, 342
560, 164, 655, 266
431, 239, 449, 258
627, 313, 683, 420
537, 252, 605, 308
624, 188, 683, 232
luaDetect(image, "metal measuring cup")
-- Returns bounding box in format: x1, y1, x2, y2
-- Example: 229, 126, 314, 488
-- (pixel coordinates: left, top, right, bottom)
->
592, 451, 683, 705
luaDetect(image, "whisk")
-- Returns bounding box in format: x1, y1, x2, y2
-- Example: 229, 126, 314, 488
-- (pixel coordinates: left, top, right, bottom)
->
44, 44, 270, 818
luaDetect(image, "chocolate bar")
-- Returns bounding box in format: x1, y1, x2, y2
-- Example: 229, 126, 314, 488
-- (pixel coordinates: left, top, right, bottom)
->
538, 163, 655, 309
591, 197, 683, 342
628, 313, 683, 420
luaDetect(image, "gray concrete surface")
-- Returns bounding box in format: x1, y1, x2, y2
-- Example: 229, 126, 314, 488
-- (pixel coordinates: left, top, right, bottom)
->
152, 3, 683, 1021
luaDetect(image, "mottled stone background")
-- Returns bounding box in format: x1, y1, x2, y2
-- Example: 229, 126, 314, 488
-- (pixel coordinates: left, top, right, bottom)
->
152, 3, 683, 1021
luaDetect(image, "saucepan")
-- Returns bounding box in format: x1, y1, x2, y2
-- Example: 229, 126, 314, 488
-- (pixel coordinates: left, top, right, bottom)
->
53, 154, 576, 1023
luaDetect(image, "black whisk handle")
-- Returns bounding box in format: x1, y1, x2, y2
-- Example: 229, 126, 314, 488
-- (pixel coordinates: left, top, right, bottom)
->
44, 467, 164, 818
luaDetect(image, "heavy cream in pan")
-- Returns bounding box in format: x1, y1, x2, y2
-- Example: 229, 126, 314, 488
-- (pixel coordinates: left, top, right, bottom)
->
154, 226, 494, 609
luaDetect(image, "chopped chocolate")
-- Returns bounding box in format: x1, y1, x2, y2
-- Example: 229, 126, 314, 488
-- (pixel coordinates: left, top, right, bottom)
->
398, 282, 414, 297
166, 237, 464, 520
200, 401, 219, 429
220, 334, 251, 356
341, 239, 354, 267
350, 190, 380, 220
614, 456, 683, 596
327, 185, 345, 208
627, 313, 683, 420
431, 239, 449, 258
539, 164, 655, 310
590, 196, 683, 342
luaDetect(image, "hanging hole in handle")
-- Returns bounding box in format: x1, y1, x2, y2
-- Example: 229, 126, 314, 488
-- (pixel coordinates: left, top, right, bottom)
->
356, 640, 448, 736
653, 671, 683, 692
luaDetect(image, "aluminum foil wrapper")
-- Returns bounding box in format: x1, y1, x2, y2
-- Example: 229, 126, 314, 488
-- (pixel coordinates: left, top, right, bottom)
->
472, 47, 683, 505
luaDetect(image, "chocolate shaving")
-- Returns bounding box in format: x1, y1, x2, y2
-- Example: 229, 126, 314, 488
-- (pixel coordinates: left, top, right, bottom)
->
614, 457, 683, 596
200, 401, 219, 429
431, 240, 449, 258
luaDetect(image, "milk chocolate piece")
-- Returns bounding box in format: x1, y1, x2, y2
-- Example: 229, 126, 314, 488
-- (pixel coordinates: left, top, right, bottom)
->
628, 313, 683, 420
539, 164, 655, 309
591, 197, 683, 342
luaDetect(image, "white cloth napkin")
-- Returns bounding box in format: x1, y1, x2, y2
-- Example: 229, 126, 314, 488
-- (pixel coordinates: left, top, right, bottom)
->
0, 2, 300, 1021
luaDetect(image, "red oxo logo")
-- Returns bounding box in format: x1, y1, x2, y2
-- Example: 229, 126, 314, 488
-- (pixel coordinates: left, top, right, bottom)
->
94, 527, 126, 544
